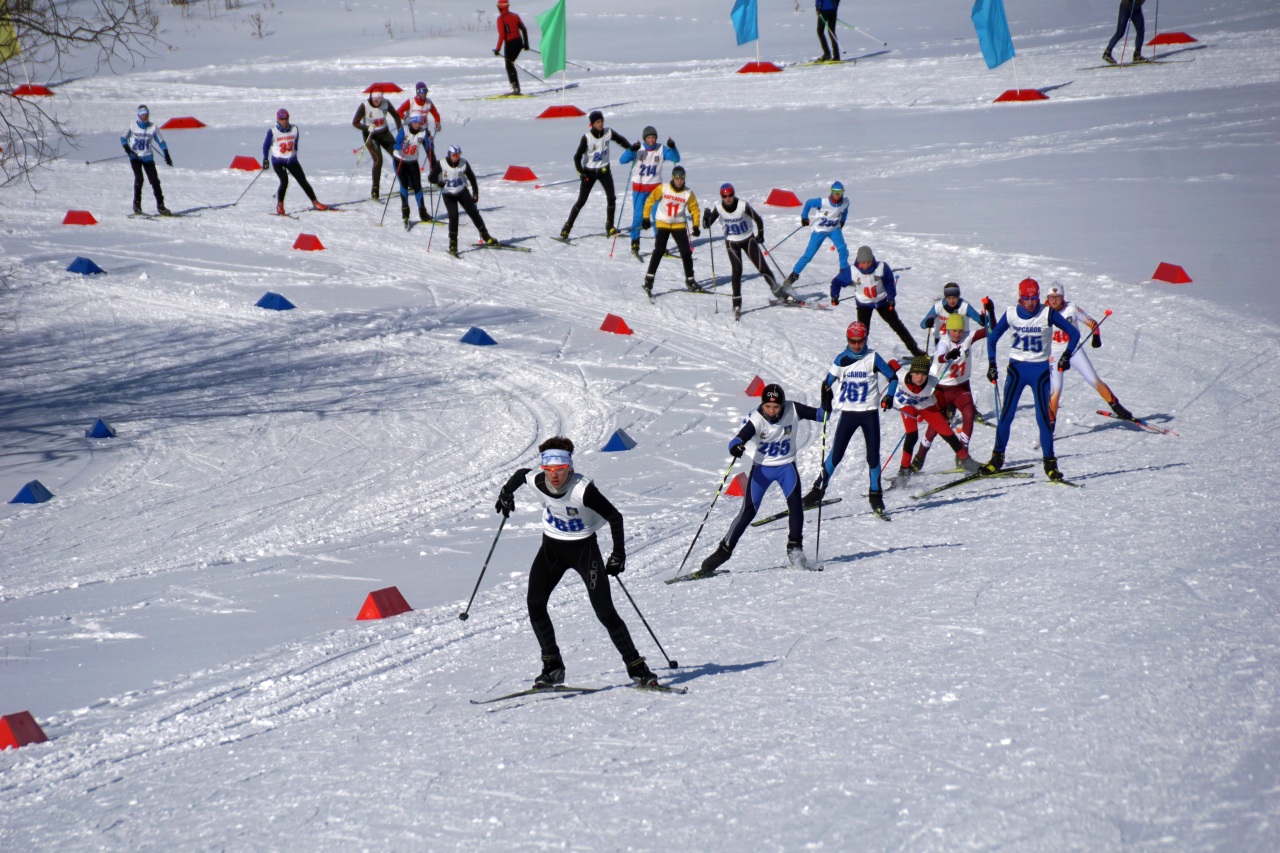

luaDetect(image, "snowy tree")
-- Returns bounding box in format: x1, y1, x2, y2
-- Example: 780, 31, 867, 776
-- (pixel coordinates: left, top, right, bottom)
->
1, 0, 158, 186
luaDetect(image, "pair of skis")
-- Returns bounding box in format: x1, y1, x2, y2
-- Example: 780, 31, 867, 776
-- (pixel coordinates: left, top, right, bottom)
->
472, 681, 686, 705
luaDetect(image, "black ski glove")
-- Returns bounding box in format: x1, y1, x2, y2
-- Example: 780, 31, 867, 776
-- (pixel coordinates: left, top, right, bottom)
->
830, 295, 839, 306
801, 217, 810, 227
163, 151, 173, 167
728, 439, 745, 458
944, 347, 963, 362
122, 144, 133, 159
492, 48, 500, 56
641, 217, 651, 230
605, 552, 625, 576
820, 383, 834, 413
880, 393, 894, 411
1057, 352, 1072, 372
986, 364, 999, 383
886, 299, 896, 311
261, 157, 269, 170
666, 137, 676, 149
1091, 331, 1102, 348
495, 489, 515, 517
629, 141, 641, 152
691, 225, 701, 238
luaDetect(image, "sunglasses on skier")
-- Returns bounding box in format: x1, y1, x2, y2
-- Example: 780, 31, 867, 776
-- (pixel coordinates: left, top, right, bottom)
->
540, 464, 571, 473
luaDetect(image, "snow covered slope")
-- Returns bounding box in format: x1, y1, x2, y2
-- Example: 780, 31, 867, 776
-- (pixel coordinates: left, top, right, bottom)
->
2, 1, 1278, 849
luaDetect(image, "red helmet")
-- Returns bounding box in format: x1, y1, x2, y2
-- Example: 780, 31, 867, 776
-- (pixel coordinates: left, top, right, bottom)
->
846, 321, 868, 341
1018, 278, 1040, 299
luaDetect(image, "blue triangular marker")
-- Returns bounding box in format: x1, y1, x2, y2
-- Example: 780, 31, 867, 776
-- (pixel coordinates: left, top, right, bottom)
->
10, 480, 54, 504
255, 292, 295, 310
85, 418, 117, 438
601, 429, 636, 452
67, 257, 105, 275
460, 327, 497, 346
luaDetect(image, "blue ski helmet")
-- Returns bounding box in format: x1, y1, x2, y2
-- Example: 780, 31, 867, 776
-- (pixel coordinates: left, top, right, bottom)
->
447, 144, 461, 158
830, 180, 845, 196
276, 108, 289, 123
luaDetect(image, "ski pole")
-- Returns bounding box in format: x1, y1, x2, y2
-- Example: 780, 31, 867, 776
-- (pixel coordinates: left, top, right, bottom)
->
1063, 310, 1112, 364
612, 576, 678, 669
815, 408, 830, 560
881, 431, 906, 476
514, 62, 546, 85
837, 18, 888, 46
458, 516, 506, 621
534, 177, 579, 190
343, 145, 366, 195
525, 47, 591, 71
426, 186, 444, 251
609, 159, 637, 258
673, 458, 737, 581
377, 169, 401, 227
767, 223, 804, 256
707, 223, 719, 313
232, 166, 266, 206
85, 153, 129, 165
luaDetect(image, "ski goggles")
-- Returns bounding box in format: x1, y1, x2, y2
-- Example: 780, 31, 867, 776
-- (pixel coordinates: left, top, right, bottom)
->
540, 449, 572, 470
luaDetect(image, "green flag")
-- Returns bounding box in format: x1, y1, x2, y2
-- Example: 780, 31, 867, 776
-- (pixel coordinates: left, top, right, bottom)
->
536, 0, 567, 79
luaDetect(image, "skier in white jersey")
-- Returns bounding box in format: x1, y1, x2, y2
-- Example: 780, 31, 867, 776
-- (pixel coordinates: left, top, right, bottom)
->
262, 108, 328, 215
884, 354, 981, 481
494, 436, 661, 689
560, 110, 632, 240
352, 89, 402, 200
802, 321, 897, 515
428, 144, 499, 256
702, 183, 797, 320
1044, 283, 1135, 426
392, 113, 433, 227
981, 278, 1080, 481
120, 105, 171, 216
832, 245, 924, 356
618, 125, 679, 255
784, 181, 849, 287
919, 282, 986, 350
697, 384, 824, 576
915, 311, 988, 471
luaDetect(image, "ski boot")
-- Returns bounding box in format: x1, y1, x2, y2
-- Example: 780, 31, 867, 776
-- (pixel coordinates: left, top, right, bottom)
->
312, 200, 329, 211
533, 652, 565, 688
695, 541, 732, 577
786, 539, 813, 571
418, 206, 430, 223
626, 657, 659, 688
685, 276, 704, 293
448, 238, 459, 257
911, 446, 929, 472
606, 226, 619, 237
784, 272, 799, 287
642, 274, 655, 297
1043, 456, 1064, 482
276, 202, 286, 216
818, 52, 832, 63
631, 238, 641, 256
802, 476, 826, 509
482, 233, 499, 247
372, 188, 380, 201
157, 206, 172, 217
1102, 49, 1117, 65
132, 202, 143, 215
1109, 399, 1134, 420
732, 298, 742, 322
868, 489, 886, 515
559, 223, 571, 240
772, 286, 798, 305
978, 450, 1004, 476
401, 204, 411, 226
1131, 50, 1150, 64
955, 448, 980, 473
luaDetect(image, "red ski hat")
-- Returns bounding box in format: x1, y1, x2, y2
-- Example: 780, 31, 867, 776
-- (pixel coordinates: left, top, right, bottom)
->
1018, 278, 1040, 299
846, 321, 868, 341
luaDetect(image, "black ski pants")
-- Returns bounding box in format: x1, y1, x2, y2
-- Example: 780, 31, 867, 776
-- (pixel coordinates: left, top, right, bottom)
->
273, 161, 317, 204
725, 237, 778, 304
816, 7, 840, 59
130, 159, 164, 209
502, 40, 523, 90
442, 191, 489, 242
565, 168, 616, 233
365, 131, 396, 194
527, 534, 640, 664
645, 227, 695, 281
856, 302, 924, 356
1107, 0, 1145, 54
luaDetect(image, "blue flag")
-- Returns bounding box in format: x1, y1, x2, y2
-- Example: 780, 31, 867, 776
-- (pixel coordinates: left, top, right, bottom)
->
730, 0, 758, 47
971, 0, 1016, 69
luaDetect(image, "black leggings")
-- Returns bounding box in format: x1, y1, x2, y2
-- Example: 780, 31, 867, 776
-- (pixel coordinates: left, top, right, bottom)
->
817, 8, 839, 59
565, 169, 616, 232
1106, 0, 1145, 53
273, 161, 317, 203
366, 132, 395, 193
442, 192, 488, 241
725, 237, 777, 302
503, 41, 523, 89
130, 159, 164, 207
646, 228, 694, 280
527, 534, 639, 663
856, 302, 924, 356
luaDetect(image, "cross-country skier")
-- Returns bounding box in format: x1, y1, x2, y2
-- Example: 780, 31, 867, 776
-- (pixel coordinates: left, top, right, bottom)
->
352, 88, 402, 201
393, 114, 433, 228
919, 282, 986, 350
560, 111, 632, 240
914, 312, 988, 471
1044, 283, 1134, 426
698, 384, 824, 576
492, 0, 530, 95
641, 165, 702, 296
618, 125, 679, 255
1103, 0, 1148, 66
802, 322, 897, 515
980, 278, 1080, 481
121, 105, 171, 216
815, 1, 841, 62
783, 181, 849, 287
262, 108, 328, 215
494, 436, 661, 688
886, 354, 981, 482
832, 245, 924, 356
397, 81, 441, 137
702, 183, 797, 320
428, 144, 498, 256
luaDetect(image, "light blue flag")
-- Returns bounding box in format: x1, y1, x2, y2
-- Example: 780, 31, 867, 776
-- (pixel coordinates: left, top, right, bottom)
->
971, 0, 1016, 69
730, 0, 758, 47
